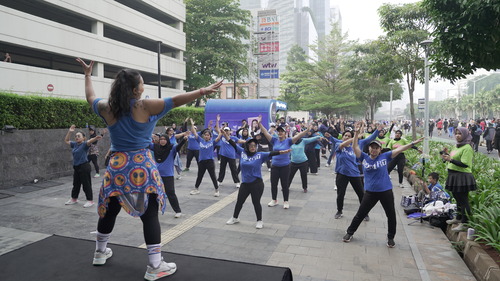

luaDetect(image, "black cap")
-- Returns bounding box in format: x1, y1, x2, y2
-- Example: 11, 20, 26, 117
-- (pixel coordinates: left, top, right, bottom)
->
276, 126, 286, 132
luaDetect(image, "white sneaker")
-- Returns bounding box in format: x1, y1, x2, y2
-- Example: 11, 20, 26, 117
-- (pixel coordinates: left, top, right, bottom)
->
268, 200, 278, 207
93, 173, 100, 178
325, 163, 330, 167
174, 213, 182, 218
214, 190, 220, 197
65, 199, 77, 205
144, 259, 177, 280
268, 168, 271, 172
446, 218, 461, 225
226, 217, 240, 225
399, 183, 404, 188
334, 186, 337, 191
189, 189, 200, 195
93, 247, 113, 265
256, 220, 264, 229
283, 202, 289, 209
236, 183, 241, 188
83, 201, 95, 208
176, 175, 182, 180
217, 181, 222, 187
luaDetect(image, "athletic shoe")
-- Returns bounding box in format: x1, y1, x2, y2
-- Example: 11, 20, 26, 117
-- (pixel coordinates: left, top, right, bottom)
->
183, 168, 189, 172
214, 190, 220, 197
451, 223, 467, 232
334, 211, 342, 219
283, 202, 289, 209
268, 200, 278, 207
93, 247, 113, 265
176, 175, 182, 180
226, 217, 240, 225
83, 201, 95, 208
236, 183, 241, 188
399, 183, 404, 188
342, 233, 353, 242
144, 260, 177, 280
334, 186, 337, 191
446, 218, 461, 225
387, 238, 395, 248
94, 173, 100, 178
217, 181, 222, 187
174, 213, 182, 218
268, 168, 271, 172
364, 215, 370, 222
65, 199, 77, 205
325, 163, 330, 167
303, 189, 307, 193
256, 220, 264, 229
310, 173, 318, 176
189, 189, 200, 195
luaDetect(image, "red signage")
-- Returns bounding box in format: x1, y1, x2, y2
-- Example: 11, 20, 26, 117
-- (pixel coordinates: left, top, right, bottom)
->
259, 42, 280, 53
47, 84, 54, 92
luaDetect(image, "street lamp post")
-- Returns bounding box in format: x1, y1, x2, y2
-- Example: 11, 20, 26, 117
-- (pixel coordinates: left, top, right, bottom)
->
389, 83, 394, 122
420, 39, 433, 158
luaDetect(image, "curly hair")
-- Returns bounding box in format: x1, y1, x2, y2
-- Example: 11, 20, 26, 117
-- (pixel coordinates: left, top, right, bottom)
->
108, 69, 142, 119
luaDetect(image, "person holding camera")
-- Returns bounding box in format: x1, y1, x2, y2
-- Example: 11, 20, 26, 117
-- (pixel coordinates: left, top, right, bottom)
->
440, 127, 476, 232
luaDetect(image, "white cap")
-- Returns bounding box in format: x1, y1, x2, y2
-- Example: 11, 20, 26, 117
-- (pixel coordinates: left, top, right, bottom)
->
223, 127, 231, 131
270, 123, 276, 127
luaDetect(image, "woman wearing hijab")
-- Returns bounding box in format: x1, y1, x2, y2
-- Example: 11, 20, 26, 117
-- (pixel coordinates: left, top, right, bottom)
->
226, 137, 291, 229
149, 133, 188, 218
441, 127, 477, 232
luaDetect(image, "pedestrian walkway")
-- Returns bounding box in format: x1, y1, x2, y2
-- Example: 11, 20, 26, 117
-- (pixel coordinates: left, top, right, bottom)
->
0, 156, 476, 281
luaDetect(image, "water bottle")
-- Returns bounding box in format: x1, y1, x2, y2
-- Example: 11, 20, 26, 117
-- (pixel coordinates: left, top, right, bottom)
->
467, 228, 475, 240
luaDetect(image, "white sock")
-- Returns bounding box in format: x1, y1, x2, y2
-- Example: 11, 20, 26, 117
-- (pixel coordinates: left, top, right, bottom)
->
147, 244, 162, 268
95, 232, 111, 253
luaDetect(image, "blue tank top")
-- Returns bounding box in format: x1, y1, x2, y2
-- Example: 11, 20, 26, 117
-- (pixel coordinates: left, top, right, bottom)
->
93, 98, 173, 151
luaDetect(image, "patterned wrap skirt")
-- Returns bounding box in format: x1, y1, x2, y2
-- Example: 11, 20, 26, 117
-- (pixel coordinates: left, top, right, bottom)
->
445, 169, 477, 193
97, 149, 166, 218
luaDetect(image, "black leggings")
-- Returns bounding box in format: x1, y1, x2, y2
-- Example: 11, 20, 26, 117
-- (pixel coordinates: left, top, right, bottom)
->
387, 153, 405, 184
97, 194, 161, 244
185, 149, 199, 169
88, 154, 99, 173
72, 162, 93, 200
232, 178, 264, 221
289, 161, 309, 190
347, 189, 396, 239
335, 173, 364, 212
161, 176, 181, 213
271, 165, 290, 201
195, 159, 218, 189
218, 155, 240, 184
305, 150, 317, 173
452, 191, 471, 223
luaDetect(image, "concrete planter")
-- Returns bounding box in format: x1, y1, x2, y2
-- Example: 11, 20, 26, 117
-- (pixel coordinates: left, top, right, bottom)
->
447, 226, 500, 281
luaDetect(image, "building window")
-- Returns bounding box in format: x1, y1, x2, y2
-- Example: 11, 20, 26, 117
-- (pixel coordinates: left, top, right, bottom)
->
226, 87, 233, 99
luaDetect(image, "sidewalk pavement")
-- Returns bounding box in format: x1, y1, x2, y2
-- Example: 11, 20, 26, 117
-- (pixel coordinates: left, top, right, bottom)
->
0, 156, 476, 281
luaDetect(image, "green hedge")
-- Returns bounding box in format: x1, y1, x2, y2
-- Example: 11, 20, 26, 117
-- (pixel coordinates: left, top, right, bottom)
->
0, 92, 205, 129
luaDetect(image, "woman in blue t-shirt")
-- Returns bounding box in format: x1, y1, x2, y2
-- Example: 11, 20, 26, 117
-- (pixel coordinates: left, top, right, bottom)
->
258, 116, 310, 209
189, 118, 225, 197
342, 122, 423, 248
149, 133, 187, 218
64, 124, 102, 208
226, 138, 291, 229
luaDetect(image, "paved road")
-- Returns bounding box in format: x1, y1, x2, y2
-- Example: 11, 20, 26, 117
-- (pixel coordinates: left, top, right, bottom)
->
0, 156, 476, 281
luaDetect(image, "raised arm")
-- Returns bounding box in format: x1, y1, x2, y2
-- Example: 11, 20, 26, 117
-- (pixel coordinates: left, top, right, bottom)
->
172, 81, 223, 108
86, 134, 102, 146
392, 137, 424, 158
352, 122, 363, 158
257, 115, 273, 142
338, 138, 354, 150
292, 124, 311, 143
215, 114, 221, 134
76, 58, 98, 106
64, 125, 76, 145
190, 119, 199, 139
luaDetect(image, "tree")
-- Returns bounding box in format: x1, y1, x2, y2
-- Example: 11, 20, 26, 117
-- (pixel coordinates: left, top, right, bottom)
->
422, 0, 500, 82
346, 38, 404, 120
378, 3, 431, 140
279, 45, 309, 111
185, 0, 251, 105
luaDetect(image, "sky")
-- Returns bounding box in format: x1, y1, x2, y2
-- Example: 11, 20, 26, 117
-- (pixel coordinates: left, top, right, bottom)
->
331, 0, 457, 118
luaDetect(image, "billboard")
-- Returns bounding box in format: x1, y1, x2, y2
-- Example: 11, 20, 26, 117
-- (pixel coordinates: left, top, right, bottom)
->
257, 10, 279, 80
